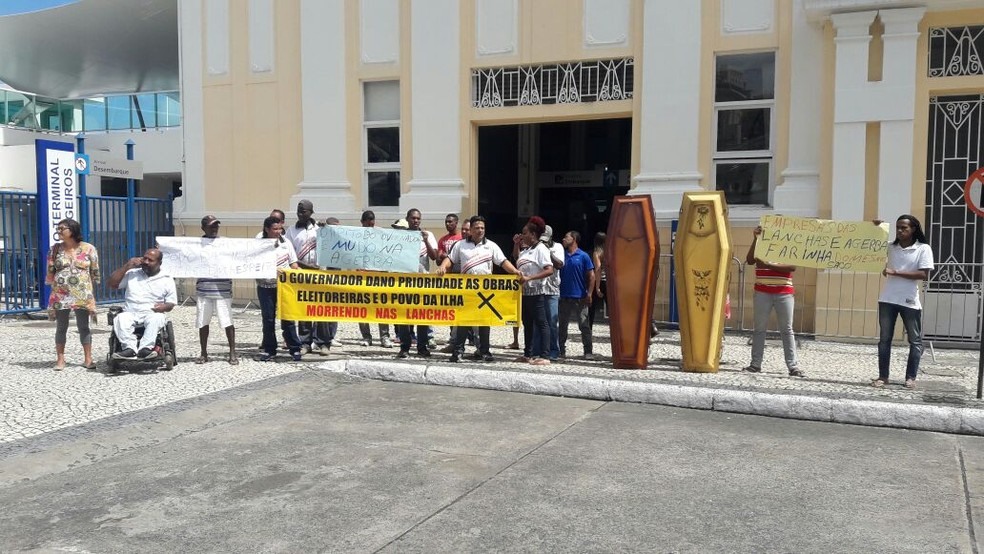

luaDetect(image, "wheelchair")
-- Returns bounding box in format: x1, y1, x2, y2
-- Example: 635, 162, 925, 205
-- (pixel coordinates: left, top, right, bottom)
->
106, 306, 178, 372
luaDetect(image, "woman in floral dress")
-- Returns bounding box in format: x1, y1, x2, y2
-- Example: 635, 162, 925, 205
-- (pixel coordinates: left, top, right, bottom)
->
45, 218, 101, 370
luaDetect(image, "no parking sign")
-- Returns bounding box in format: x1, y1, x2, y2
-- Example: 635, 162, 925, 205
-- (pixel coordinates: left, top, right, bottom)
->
967, 167, 984, 218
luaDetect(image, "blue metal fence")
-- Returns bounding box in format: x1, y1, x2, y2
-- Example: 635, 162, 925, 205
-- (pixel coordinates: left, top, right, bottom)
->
0, 192, 172, 315
0, 192, 41, 314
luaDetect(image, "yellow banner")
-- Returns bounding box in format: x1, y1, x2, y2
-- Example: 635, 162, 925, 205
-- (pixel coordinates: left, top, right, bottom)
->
754, 215, 890, 272
277, 269, 522, 326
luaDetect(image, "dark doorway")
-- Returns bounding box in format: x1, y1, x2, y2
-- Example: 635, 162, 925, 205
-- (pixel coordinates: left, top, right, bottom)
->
477, 118, 631, 252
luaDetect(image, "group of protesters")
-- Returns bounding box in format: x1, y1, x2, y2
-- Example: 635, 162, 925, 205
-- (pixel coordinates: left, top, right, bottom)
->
255, 201, 604, 366
44, 203, 933, 387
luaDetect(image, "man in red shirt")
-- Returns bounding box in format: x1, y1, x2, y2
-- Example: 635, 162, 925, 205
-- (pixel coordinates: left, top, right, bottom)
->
744, 225, 803, 377
437, 213, 463, 263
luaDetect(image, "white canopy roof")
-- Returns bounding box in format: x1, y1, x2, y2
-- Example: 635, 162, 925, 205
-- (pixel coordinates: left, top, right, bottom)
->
0, 0, 178, 99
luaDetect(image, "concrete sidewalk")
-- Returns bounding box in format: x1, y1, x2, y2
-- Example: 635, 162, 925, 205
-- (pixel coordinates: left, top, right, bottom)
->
2, 305, 982, 441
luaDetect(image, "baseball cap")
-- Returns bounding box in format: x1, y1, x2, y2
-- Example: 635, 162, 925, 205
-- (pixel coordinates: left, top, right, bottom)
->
201, 215, 220, 227
392, 218, 409, 229
540, 224, 553, 242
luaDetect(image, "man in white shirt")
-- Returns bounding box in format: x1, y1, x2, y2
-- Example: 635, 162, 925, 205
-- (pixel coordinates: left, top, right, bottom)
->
107, 248, 177, 359
437, 215, 521, 363
397, 208, 438, 358
873, 215, 935, 390
285, 200, 334, 356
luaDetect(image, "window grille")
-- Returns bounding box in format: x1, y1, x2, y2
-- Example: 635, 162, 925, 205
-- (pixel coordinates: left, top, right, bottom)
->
472, 58, 633, 108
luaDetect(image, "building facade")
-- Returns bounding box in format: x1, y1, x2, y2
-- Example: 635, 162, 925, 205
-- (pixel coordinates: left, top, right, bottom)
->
179, 0, 984, 340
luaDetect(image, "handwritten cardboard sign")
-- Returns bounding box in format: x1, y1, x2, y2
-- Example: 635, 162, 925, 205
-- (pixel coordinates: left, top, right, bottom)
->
157, 237, 278, 278
316, 225, 421, 273
753, 215, 890, 273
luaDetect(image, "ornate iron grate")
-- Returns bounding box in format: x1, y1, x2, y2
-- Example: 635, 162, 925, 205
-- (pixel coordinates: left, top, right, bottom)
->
472, 58, 634, 108
929, 26, 984, 77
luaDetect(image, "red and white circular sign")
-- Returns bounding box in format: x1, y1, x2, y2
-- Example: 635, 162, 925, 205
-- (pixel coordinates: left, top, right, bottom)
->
966, 167, 984, 218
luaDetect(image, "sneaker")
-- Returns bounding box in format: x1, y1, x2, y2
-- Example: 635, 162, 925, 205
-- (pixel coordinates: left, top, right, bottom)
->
482, 354, 495, 363
138, 347, 158, 360
319, 344, 331, 356
467, 352, 483, 361
397, 350, 409, 359
449, 353, 461, 363
788, 368, 805, 378
380, 337, 393, 348
330, 339, 343, 348
258, 353, 275, 362
581, 353, 595, 361
742, 365, 761, 373
115, 348, 137, 359
418, 349, 432, 358
440, 344, 455, 354
359, 338, 372, 347
291, 352, 303, 362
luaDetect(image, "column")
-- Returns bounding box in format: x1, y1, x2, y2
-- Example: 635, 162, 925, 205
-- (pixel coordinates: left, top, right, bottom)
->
630, 0, 703, 220
177, 0, 205, 220
400, 0, 466, 216
291, 0, 356, 214
774, 0, 823, 216
830, 11, 876, 220
877, 7, 924, 220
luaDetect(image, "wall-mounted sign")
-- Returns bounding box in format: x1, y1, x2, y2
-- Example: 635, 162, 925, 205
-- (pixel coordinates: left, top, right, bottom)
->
90, 154, 143, 179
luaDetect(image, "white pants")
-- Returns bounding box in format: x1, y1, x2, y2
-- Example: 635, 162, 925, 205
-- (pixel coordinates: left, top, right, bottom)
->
196, 296, 233, 328
114, 311, 167, 352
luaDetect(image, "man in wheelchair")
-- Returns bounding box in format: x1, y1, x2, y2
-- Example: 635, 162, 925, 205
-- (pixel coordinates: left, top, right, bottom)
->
107, 248, 177, 360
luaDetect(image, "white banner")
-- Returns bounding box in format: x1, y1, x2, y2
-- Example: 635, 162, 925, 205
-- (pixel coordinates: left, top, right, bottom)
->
157, 237, 278, 279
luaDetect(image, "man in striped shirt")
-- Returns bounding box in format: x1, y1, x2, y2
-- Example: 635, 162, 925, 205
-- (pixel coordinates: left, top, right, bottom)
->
744, 225, 803, 377
196, 215, 238, 365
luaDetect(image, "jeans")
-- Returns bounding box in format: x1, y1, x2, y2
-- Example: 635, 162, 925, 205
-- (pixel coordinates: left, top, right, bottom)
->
533, 294, 560, 360
258, 286, 302, 355
453, 326, 491, 356
397, 324, 430, 353
522, 294, 549, 359
750, 291, 798, 371
299, 321, 336, 347
558, 297, 592, 356
878, 301, 923, 381
359, 322, 390, 340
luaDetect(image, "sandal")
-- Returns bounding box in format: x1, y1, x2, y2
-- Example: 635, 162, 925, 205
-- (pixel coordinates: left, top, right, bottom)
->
512, 356, 529, 363
530, 358, 550, 366
870, 378, 887, 388
904, 379, 916, 389
82, 361, 97, 370
228, 356, 240, 365
195, 356, 209, 364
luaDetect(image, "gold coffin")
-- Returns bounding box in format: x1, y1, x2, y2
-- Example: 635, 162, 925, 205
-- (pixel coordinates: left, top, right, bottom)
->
674, 191, 732, 373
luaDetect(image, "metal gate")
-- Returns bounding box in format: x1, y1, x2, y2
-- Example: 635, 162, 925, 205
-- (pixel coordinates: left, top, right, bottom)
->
926, 94, 984, 342
0, 192, 173, 315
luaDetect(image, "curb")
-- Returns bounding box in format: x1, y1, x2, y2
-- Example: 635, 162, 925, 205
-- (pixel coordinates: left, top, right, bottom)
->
324, 359, 984, 436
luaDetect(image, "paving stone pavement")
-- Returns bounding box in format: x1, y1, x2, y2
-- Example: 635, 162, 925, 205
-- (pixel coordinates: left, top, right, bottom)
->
2, 305, 982, 447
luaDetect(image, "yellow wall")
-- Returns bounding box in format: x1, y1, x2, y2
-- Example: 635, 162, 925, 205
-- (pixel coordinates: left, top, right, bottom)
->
200, 0, 303, 221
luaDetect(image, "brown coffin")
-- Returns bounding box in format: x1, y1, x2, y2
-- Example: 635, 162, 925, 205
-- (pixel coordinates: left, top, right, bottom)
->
605, 196, 660, 369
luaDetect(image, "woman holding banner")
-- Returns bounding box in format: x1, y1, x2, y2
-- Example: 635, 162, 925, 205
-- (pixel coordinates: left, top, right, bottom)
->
744, 225, 803, 377
256, 216, 303, 362
46, 218, 101, 370
513, 216, 554, 365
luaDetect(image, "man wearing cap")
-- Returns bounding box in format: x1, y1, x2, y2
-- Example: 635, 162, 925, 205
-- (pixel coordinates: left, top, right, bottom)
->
196, 216, 238, 365
536, 224, 565, 361
285, 200, 331, 356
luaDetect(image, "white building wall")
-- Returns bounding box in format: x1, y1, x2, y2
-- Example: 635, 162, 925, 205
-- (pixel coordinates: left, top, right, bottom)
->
631, 0, 703, 219
401, 0, 465, 216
